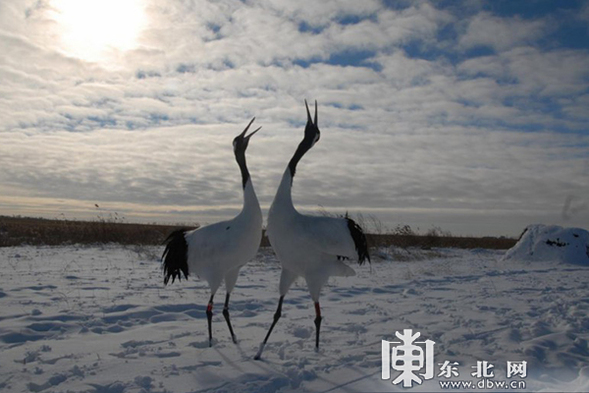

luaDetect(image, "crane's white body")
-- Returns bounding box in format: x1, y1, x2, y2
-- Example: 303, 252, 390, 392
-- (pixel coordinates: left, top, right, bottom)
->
162, 118, 263, 346
185, 179, 262, 294
255, 101, 368, 359
267, 169, 357, 301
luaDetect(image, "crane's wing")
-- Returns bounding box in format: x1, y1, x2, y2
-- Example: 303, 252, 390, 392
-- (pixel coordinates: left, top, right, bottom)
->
184, 219, 236, 262
296, 215, 370, 265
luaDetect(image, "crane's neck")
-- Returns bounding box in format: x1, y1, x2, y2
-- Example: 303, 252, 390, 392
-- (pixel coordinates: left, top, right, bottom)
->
241, 177, 261, 215
235, 151, 261, 216
271, 168, 295, 212
235, 150, 250, 189
271, 137, 315, 214
287, 139, 312, 179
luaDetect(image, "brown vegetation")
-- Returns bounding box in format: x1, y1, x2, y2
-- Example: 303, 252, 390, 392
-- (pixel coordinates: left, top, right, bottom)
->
0, 215, 194, 247
355, 215, 517, 250
366, 233, 516, 250
0, 215, 516, 250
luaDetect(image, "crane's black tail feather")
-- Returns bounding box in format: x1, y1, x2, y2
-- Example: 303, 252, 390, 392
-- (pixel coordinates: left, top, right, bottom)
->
346, 218, 370, 265
162, 229, 190, 285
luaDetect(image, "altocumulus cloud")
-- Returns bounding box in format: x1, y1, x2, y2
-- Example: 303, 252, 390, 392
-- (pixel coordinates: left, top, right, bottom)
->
0, 0, 588, 236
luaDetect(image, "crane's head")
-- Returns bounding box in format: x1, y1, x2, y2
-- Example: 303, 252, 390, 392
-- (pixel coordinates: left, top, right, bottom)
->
287, 100, 321, 179
304, 99, 320, 149
233, 117, 261, 157
234, 117, 260, 188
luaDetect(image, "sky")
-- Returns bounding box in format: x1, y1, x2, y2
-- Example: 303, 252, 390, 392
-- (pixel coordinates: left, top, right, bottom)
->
1, 0, 588, 237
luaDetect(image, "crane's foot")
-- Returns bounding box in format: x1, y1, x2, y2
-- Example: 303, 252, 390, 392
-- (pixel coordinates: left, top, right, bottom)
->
222, 307, 237, 344
254, 295, 285, 360
254, 343, 266, 360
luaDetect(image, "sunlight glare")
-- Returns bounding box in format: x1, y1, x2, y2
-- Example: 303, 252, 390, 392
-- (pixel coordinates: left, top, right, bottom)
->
52, 0, 147, 64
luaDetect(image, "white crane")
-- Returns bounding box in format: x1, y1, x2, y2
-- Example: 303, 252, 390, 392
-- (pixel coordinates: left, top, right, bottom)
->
255, 101, 370, 360
162, 118, 263, 347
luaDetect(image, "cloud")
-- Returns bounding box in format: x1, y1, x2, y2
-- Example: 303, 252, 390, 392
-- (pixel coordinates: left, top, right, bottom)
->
0, 0, 588, 236
458, 12, 548, 51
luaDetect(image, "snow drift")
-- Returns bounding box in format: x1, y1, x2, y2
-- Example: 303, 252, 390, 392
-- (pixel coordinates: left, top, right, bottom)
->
502, 224, 589, 265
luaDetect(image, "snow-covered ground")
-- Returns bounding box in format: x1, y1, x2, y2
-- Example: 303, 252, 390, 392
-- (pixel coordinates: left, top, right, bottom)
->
1, 244, 589, 392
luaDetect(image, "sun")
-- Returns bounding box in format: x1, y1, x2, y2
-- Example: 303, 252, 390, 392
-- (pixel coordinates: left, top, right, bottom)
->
51, 0, 147, 64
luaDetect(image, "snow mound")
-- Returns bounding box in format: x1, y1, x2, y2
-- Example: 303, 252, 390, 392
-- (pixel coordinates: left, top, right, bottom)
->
502, 224, 589, 265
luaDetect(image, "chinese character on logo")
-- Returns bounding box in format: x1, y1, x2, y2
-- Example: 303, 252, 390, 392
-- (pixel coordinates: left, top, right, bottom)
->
382, 329, 435, 387
471, 361, 494, 378
438, 360, 460, 378
507, 361, 527, 378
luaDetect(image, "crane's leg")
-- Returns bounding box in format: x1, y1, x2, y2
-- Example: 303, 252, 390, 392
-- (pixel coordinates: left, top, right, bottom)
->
255, 269, 297, 360
206, 294, 214, 347
222, 293, 237, 344
314, 301, 322, 351
305, 272, 325, 351
254, 295, 284, 360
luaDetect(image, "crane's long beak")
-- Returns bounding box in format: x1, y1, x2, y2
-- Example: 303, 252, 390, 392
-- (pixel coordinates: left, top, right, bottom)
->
304, 99, 318, 125
245, 126, 261, 139
240, 117, 256, 138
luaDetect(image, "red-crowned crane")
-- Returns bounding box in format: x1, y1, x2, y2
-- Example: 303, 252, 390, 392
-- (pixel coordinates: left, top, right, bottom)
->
162, 118, 263, 347
254, 101, 369, 360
